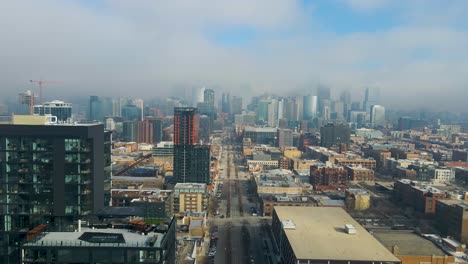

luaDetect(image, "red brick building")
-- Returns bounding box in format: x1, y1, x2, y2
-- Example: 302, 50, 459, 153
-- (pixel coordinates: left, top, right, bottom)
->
310, 165, 348, 190
394, 179, 446, 215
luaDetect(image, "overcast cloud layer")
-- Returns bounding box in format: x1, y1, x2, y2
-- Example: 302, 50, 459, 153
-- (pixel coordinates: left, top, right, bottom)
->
1, 0, 468, 111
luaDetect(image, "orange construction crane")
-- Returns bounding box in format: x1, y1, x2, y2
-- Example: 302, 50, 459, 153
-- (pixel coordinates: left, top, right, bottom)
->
29, 80, 62, 104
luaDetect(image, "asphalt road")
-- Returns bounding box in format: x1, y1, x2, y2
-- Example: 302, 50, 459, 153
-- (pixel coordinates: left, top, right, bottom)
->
211, 141, 277, 264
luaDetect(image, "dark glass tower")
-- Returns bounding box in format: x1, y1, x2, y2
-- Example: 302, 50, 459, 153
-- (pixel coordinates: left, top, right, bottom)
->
0, 123, 111, 262
320, 123, 350, 148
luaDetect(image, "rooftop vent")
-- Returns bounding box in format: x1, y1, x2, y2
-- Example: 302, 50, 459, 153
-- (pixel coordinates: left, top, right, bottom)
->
344, 224, 357, 235
282, 220, 296, 230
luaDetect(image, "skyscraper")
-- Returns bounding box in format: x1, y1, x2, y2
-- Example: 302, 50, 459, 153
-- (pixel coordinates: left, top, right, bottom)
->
88, 96, 112, 122
121, 104, 142, 121
364, 87, 380, 114
0, 122, 111, 262
89, 95, 102, 121
123, 121, 137, 142
317, 86, 331, 117
303, 95, 318, 119
231, 96, 243, 115
173, 107, 210, 184
370, 105, 386, 128
278, 128, 293, 148
221, 92, 231, 113
133, 99, 144, 121
320, 123, 351, 148
174, 107, 199, 145
192, 87, 206, 108
203, 89, 215, 110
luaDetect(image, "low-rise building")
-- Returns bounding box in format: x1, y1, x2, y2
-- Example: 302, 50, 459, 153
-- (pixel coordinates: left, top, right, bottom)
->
254, 169, 306, 196
260, 195, 315, 216
345, 189, 371, 210
394, 179, 446, 215
173, 183, 208, 213
290, 158, 319, 170
112, 176, 165, 189
347, 166, 375, 182
310, 164, 348, 190
271, 207, 400, 264
435, 200, 468, 244
21, 218, 176, 264
373, 230, 455, 264
335, 157, 376, 171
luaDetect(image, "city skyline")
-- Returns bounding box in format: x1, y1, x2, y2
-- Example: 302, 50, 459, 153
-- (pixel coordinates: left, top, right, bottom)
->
1, 1, 468, 111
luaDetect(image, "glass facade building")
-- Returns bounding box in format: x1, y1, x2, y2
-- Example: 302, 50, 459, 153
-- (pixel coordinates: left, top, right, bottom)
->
33, 100, 72, 123
0, 124, 111, 263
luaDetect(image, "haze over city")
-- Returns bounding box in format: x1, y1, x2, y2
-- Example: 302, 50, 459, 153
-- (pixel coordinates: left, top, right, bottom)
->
1, 0, 468, 111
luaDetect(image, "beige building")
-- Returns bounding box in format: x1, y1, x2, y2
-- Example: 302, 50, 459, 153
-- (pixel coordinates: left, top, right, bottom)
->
290, 158, 319, 170
283, 147, 302, 158
174, 183, 208, 213
345, 189, 371, 210
272, 207, 400, 264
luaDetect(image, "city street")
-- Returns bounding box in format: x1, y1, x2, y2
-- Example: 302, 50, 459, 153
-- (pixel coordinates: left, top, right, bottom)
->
210, 139, 278, 264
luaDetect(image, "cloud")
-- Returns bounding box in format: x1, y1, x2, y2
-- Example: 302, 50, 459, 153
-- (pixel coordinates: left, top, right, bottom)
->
0, 1, 467, 112
342, 0, 390, 12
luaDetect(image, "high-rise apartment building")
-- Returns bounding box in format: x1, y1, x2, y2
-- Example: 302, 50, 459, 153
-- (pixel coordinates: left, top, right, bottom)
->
133, 99, 144, 121
33, 100, 72, 123
320, 123, 350, 148
303, 95, 317, 119
221, 93, 231, 113
317, 86, 331, 117
370, 105, 385, 128
174, 108, 199, 145
192, 87, 205, 108
203, 89, 215, 110
278, 129, 293, 148
231, 96, 243, 115
123, 121, 138, 142
173, 108, 210, 184
88, 96, 112, 122
122, 104, 142, 121
364, 87, 380, 114
0, 122, 111, 262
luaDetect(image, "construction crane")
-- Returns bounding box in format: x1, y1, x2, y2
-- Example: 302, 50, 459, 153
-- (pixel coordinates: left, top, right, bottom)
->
29, 80, 62, 104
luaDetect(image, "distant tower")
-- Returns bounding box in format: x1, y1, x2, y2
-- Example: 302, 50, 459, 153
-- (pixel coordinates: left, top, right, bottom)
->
133, 99, 144, 121
203, 89, 215, 110
320, 123, 351, 148
370, 105, 385, 128
317, 86, 331, 117
231, 96, 243, 115
303, 95, 318, 119
364, 87, 380, 114
192, 87, 206, 107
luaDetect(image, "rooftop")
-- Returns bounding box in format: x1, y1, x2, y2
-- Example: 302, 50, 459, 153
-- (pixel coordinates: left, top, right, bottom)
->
274, 207, 400, 262
373, 230, 446, 256
23, 227, 167, 248
244, 126, 277, 133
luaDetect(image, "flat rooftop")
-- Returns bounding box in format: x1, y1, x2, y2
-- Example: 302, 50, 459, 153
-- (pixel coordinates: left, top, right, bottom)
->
23, 227, 165, 248
373, 231, 446, 256
274, 207, 400, 262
